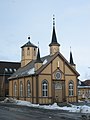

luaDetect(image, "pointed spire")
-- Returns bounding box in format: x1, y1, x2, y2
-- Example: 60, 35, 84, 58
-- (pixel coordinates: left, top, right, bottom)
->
35, 47, 43, 63
70, 47, 74, 65
49, 15, 60, 46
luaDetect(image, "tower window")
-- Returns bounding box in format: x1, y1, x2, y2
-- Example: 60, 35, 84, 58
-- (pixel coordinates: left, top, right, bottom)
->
27, 47, 30, 55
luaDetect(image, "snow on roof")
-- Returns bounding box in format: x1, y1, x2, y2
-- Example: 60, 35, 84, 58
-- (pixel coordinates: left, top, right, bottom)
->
43, 59, 48, 65
28, 68, 35, 75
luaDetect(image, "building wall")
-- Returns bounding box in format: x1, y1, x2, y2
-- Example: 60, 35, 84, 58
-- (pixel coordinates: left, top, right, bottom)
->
78, 87, 90, 100
9, 55, 78, 104
21, 47, 37, 67
38, 74, 52, 104
50, 46, 59, 55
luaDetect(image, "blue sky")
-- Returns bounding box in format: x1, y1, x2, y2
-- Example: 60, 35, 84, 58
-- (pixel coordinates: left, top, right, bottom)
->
0, 0, 90, 80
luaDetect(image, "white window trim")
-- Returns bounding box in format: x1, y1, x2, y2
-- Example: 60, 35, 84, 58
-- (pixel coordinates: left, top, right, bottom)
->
42, 80, 48, 97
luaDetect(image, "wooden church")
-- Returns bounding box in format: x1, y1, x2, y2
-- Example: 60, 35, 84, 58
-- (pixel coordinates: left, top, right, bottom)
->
9, 17, 80, 104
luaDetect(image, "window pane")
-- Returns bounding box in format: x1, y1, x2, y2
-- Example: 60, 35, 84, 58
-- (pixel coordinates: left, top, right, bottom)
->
69, 81, 74, 96
42, 80, 48, 97
27, 81, 31, 97
20, 82, 23, 97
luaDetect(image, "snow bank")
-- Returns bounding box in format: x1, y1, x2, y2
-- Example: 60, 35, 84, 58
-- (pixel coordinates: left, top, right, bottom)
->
16, 100, 90, 113
3, 98, 17, 103
2, 98, 90, 113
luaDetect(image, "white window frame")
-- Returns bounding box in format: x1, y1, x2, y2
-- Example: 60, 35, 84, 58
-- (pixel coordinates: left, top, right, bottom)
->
20, 81, 23, 97
42, 80, 48, 97
69, 81, 74, 96
14, 82, 17, 96
27, 80, 31, 97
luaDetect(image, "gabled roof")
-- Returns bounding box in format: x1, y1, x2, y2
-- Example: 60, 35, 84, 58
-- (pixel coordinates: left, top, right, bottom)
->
36, 52, 79, 76
9, 55, 51, 79
83, 80, 90, 86
78, 79, 90, 87
0, 61, 20, 75
9, 52, 79, 80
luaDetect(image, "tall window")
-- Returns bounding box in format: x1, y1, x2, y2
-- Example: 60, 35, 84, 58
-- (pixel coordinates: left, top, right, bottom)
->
69, 81, 74, 96
27, 80, 31, 97
20, 81, 23, 97
27, 47, 30, 55
14, 82, 17, 96
42, 80, 48, 97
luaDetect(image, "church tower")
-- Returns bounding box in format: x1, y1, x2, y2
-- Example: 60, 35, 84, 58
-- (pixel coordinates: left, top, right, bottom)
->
49, 15, 60, 55
21, 37, 37, 67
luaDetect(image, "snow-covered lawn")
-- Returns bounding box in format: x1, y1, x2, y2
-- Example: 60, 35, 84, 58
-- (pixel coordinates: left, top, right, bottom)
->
16, 100, 90, 113
2, 98, 90, 113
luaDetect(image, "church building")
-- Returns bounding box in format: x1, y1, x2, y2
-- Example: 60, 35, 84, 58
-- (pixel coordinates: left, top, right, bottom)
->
9, 17, 80, 104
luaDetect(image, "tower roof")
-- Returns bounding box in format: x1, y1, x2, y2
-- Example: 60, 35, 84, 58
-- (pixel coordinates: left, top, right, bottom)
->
35, 48, 43, 63
21, 37, 37, 48
49, 15, 60, 46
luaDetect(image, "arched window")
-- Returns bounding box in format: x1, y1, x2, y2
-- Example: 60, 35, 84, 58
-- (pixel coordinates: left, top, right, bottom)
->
69, 81, 74, 96
27, 47, 30, 55
20, 81, 23, 97
14, 82, 17, 96
42, 80, 48, 97
27, 80, 31, 97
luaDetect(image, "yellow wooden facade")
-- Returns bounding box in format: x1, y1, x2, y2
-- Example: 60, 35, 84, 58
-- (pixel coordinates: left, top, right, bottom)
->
9, 18, 79, 104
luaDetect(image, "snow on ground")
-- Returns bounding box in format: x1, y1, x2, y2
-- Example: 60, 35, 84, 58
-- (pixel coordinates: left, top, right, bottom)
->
2, 98, 90, 113
16, 100, 90, 113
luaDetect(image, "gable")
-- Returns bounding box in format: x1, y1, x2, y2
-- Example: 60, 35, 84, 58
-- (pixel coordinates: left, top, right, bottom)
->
41, 63, 51, 74
52, 56, 64, 73
65, 64, 75, 75
39, 52, 79, 77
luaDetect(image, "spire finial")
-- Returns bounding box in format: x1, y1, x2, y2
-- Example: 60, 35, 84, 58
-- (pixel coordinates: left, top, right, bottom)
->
28, 36, 30, 41
53, 14, 55, 27
70, 46, 71, 52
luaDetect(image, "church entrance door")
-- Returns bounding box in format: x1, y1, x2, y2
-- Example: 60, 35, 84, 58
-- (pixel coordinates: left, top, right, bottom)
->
54, 81, 65, 102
